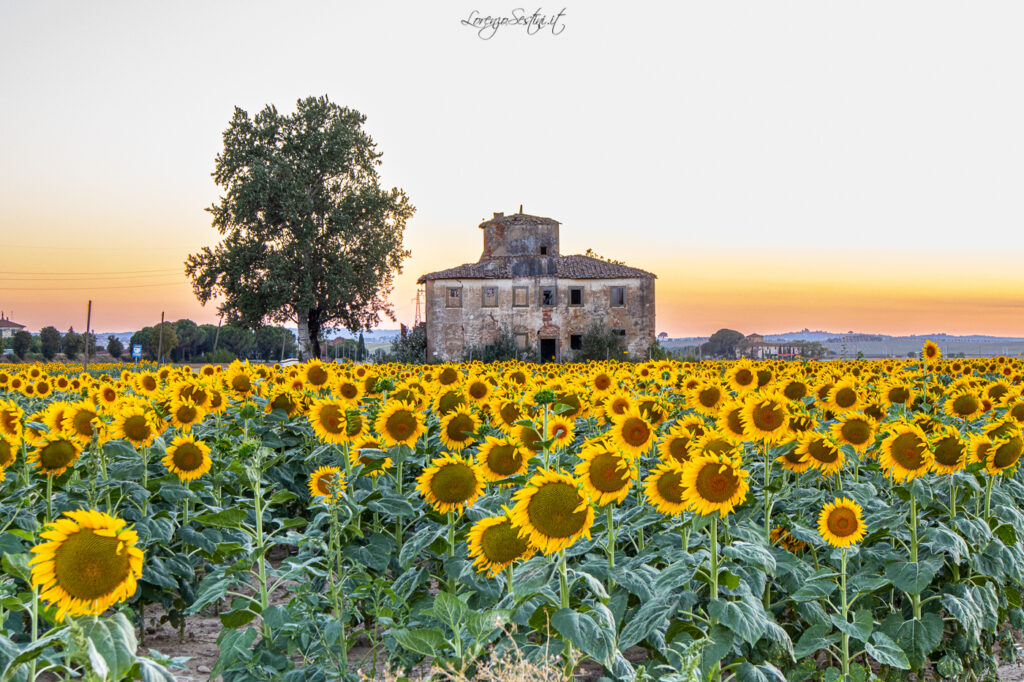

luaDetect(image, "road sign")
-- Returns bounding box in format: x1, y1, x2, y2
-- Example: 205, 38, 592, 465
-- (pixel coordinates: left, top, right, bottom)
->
132, 344, 142, 359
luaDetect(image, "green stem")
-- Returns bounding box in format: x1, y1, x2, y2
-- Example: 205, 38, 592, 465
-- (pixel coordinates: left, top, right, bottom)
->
327, 501, 348, 672
910, 493, 921, 620
558, 550, 572, 679
984, 475, 995, 524
141, 446, 149, 517
542, 406, 550, 469
840, 548, 850, 679
606, 505, 616, 595
950, 476, 960, 582
44, 474, 54, 523
709, 516, 721, 682
253, 465, 270, 640
506, 564, 514, 600
447, 511, 457, 594
395, 459, 404, 557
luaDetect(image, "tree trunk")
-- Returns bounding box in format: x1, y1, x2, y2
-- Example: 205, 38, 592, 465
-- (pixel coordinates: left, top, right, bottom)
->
296, 308, 310, 361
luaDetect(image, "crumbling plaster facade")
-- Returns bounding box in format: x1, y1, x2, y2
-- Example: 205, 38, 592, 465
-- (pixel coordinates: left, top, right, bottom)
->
418, 211, 656, 362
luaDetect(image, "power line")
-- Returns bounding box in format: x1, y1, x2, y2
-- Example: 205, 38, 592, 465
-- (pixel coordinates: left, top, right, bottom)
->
1, 268, 181, 276
0, 281, 187, 291
0, 272, 183, 281
3, 244, 191, 251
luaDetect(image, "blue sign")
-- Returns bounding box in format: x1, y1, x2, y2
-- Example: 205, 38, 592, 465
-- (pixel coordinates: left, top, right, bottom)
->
131, 344, 142, 359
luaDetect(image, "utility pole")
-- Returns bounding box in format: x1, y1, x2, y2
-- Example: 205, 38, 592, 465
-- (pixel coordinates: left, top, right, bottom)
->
156, 311, 165, 364
83, 300, 92, 373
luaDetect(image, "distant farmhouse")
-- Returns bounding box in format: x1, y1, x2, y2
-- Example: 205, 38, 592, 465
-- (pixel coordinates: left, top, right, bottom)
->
0, 314, 25, 340
417, 210, 656, 362
739, 333, 804, 360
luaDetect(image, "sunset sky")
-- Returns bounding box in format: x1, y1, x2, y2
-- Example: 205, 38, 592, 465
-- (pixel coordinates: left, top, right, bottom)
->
1, 1, 1022, 337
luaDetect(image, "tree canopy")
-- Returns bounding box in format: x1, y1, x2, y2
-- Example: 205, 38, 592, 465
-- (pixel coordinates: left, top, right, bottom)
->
185, 95, 415, 359
701, 328, 745, 359
39, 326, 61, 361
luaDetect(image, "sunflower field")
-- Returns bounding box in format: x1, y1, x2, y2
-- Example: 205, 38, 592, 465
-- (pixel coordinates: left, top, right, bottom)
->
2, 343, 1024, 681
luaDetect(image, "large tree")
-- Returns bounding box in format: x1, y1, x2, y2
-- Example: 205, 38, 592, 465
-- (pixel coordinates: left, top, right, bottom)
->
62, 327, 83, 360
39, 326, 61, 361
185, 96, 415, 360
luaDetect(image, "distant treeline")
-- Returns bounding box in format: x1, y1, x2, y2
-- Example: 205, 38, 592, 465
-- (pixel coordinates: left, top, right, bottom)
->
128, 320, 298, 362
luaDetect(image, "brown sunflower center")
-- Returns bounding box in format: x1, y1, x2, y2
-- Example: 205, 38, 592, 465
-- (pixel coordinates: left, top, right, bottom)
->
438, 368, 459, 385
385, 410, 416, 441
430, 463, 478, 504
784, 382, 808, 400
319, 405, 345, 434
790, 416, 814, 432
725, 408, 745, 436
519, 427, 542, 452
468, 382, 488, 400
122, 416, 151, 443
500, 403, 523, 425
889, 433, 927, 470
316, 472, 337, 495
53, 529, 131, 601
437, 391, 466, 415
0, 440, 13, 467
933, 437, 964, 467
446, 414, 476, 443
1, 412, 18, 435
834, 388, 857, 408
952, 395, 980, 417
594, 374, 612, 391
698, 387, 721, 407
270, 394, 296, 413
588, 453, 629, 493
172, 443, 204, 472
480, 520, 530, 564
1010, 404, 1024, 423
621, 417, 650, 447
752, 402, 785, 431
72, 410, 96, 437
808, 439, 839, 464
667, 436, 691, 463
734, 369, 754, 386
307, 366, 328, 386
175, 405, 198, 424
339, 383, 359, 400
486, 445, 523, 476
840, 419, 871, 446
345, 413, 363, 438
826, 508, 858, 538
992, 437, 1024, 470
231, 375, 252, 393
695, 462, 740, 503
142, 376, 157, 391
526, 482, 587, 538
655, 468, 684, 503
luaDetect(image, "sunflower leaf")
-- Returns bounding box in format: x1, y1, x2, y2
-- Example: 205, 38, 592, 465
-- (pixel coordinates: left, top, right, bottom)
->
550, 608, 616, 670
865, 631, 910, 670
885, 557, 943, 596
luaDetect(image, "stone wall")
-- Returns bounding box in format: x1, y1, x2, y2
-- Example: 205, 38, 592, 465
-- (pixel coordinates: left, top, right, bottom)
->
424, 276, 655, 361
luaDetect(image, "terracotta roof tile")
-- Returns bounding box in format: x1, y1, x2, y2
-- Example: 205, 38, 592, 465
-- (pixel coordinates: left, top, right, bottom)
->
417, 255, 654, 283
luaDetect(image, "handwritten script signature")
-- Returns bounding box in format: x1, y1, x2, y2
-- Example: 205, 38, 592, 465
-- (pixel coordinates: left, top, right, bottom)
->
461, 8, 567, 40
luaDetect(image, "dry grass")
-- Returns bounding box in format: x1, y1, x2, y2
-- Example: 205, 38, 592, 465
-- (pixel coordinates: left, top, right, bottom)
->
360, 641, 577, 682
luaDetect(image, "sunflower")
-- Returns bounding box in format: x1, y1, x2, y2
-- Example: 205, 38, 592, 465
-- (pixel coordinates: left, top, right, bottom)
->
692, 430, 742, 459
603, 391, 633, 420
348, 437, 393, 476
680, 453, 750, 518
643, 461, 688, 516
986, 430, 1024, 476
726, 361, 758, 394
492, 399, 526, 434
467, 514, 536, 577
608, 406, 654, 457
158, 435, 212, 482
589, 370, 615, 395
718, 399, 748, 441
515, 423, 544, 454
546, 414, 575, 449
794, 432, 844, 477
943, 391, 984, 421
658, 423, 694, 465
770, 526, 807, 554
28, 436, 82, 477
690, 382, 726, 416
308, 465, 346, 500
827, 381, 863, 414
110, 406, 159, 449
922, 340, 942, 364
0, 400, 22, 440
438, 408, 480, 452
678, 415, 709, 438
306, 398, 349, 444
968, 434, 993, 466
772, 443, 809, 474
465, 377, 492, 404
510, 469, 593, 555
225, 363, 256, 399
303, 360, 332, 389
33, 380, 52, 399
929, 425, 966, 475
135, 372, 160, 397
416, 454, 484, 515
831, 414, 876, 454
375, 401, 426, 448
575, 440, 635, 506
0, 433, 19, 469
740, 393, 790, 444
476, 436, 529, 482
59, 402, 99, 445
29, 509, 143, 621
780, 378, 810, 401
878, 422, 934, 483
167, 398, 206, 433
93, 383, 120, 411
41, 402, 72, 436
818, 497, 866, 548
335, 377, 365, 404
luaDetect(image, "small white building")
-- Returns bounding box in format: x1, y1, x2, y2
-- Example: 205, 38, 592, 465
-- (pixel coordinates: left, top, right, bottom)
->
0, 314, 25, 340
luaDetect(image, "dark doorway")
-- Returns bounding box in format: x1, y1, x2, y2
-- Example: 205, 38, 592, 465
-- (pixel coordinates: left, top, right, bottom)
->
540, 338, 558, 363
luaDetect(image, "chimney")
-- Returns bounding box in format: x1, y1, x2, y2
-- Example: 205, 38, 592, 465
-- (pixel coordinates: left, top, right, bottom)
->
493, 212, 504, 219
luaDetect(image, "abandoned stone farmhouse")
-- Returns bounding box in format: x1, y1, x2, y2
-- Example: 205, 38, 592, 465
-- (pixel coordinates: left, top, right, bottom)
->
417, 211, 656, 362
